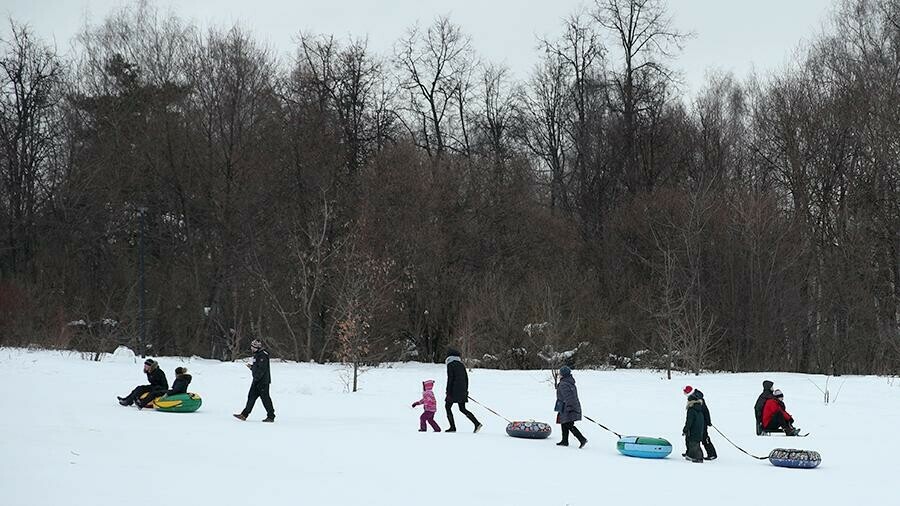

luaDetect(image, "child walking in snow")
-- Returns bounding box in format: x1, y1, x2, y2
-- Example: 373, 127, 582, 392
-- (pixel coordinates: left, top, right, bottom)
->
412, 380, 441, 432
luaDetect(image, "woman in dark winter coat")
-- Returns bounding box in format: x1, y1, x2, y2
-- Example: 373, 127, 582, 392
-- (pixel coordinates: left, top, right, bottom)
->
683, 392, 705, 463
444, 349, 482, 433
166, 367, 192, 396
754, 380, 775, 433
683, 386, 717, 460
555, 366, 587, 448
118, 358, 169, 409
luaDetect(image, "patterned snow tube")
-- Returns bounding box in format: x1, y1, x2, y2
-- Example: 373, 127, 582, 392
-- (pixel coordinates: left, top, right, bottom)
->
506, 421, 552, 439
153, 393, 203, 413
616, 436, 673, 459
768, 448, 821, 469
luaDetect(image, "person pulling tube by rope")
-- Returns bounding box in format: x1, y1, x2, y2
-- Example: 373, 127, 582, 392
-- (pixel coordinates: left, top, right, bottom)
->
555, 366, 587, 449
444, 348, 482, 433
682, 390, 706, 463
683, 386, 717, 460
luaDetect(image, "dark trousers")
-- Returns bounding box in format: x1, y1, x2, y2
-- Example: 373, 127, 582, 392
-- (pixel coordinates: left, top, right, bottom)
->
702, 428, 717, 458
420, 411, 441, 431
764, 412, 794, 433
685, 438, 703, 461
561, 421, 586, 444
242, 382, 275, 418
445, 401, 479, 429
124, 385, 166, 406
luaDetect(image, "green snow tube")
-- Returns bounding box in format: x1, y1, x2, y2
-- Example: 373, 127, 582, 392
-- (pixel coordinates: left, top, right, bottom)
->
153, 393, 202, 413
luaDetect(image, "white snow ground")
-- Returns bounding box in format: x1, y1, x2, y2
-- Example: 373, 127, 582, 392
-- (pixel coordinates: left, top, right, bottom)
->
1, 347, 893, 506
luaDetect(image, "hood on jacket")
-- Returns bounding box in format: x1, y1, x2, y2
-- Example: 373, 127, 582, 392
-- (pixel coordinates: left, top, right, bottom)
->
446, 348, 461, 359
445, 355, 462, 365
686, 398, 704, 409
422, 379, 435, 391
762, 380, 774, 391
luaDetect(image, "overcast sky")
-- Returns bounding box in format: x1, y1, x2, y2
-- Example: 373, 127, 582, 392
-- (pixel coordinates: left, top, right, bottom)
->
4, 0, 836, 98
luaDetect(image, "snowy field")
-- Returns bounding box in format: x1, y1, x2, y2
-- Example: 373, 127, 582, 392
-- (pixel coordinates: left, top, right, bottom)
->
1, 347, 895, 506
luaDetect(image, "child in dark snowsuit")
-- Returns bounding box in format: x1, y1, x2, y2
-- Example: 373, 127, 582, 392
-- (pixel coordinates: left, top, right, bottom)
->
412, 379, 441, 432
118, 358, 168, 409
683, 386, 717, 460
683, 392, 705, 463
555, 366, 587, 448
166, 367, 192, 396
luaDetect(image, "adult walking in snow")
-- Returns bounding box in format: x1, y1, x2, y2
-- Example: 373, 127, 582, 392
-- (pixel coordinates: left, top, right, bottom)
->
233, 339, 275, 422
683, 391, 705, 463
754, 380, 775, 434
555, 366, 587, 448
445, 349, 482, 433
118, 358, 168, 409
412, 379, 441, 432
683, 386, 716, 460
762, 389, 801, 436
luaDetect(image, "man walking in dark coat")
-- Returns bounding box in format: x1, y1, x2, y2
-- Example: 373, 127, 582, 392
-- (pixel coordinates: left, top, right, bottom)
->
555, 366, 587, 448
684, 386, 716, 460
754, 380, 775, 434
118, 358, 169, 409
445, 349, 482, 433
683, 391, 705, 463
234, 339, 275, 422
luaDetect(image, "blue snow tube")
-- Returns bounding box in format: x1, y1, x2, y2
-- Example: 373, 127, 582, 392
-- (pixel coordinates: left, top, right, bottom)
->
768, 448, 821, 469
616, 436, 673, 459
506, 421, 552, 439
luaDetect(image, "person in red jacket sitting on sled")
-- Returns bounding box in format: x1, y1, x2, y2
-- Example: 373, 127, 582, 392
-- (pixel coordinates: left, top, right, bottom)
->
762, 389, 801, 436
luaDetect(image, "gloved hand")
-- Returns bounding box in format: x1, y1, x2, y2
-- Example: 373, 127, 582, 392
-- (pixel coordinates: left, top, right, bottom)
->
411, 402, 417, 408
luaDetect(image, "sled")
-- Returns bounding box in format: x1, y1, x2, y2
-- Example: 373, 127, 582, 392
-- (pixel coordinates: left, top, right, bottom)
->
153, 393, 202, 413
616, 436, 673, 459
768, 448, 821, 469
505, 420, 551, 439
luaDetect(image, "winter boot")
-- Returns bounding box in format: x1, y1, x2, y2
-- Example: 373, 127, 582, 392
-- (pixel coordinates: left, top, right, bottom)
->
556, 441, 569, 446
262, 416, 275, 423
578, 438, 588, 449
474, 423, 483, 433
233, 413, 248, 421
446, 427, 457, 433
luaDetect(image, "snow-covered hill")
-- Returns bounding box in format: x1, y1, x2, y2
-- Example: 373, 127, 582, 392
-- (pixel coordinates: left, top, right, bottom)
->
1, 347, 891, 505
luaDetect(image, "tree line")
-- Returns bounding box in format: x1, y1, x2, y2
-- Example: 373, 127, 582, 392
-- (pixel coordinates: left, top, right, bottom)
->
1, 0, 897, 375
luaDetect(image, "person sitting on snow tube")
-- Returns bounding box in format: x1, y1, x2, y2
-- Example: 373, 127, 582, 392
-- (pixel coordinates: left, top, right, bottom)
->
754, 380, 775, 434
762, 389, 801, 436
165, 367, 192, 396
118, 358, 169, 409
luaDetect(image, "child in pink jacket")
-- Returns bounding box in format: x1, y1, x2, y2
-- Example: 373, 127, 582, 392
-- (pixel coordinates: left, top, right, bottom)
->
411, 379, 441, 432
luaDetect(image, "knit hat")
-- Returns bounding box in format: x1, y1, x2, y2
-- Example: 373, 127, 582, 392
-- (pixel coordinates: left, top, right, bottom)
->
559, 366, 572, 377
446, 348, 461, 359
175, 367, 187, 375
683, 385, 693, 395
773, 389, 783, 398
250, 339, 262, 350
144, 358, 156, 367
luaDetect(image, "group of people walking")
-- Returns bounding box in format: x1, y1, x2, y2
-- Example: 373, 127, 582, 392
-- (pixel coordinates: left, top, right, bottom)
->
117, 343, 801, 460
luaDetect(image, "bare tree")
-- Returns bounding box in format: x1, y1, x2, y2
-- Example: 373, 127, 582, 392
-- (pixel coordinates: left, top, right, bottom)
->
393, 16, 475, 159
0, 21, 64, 276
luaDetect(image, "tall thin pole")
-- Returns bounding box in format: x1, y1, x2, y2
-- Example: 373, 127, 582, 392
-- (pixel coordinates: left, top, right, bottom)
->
138, 206, 147, 357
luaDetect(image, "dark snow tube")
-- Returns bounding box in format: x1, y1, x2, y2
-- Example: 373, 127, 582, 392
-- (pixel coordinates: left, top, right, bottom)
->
506, 421, 552, 439
768, 448, 821, 469
616, 436, 673, 459
153, 393, 202, 413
